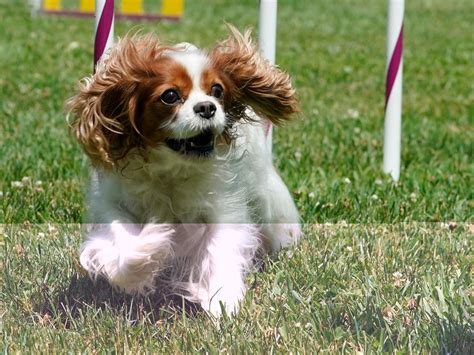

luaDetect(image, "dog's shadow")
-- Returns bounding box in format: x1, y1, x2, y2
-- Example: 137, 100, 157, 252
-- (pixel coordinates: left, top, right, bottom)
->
36, 274, 201, 327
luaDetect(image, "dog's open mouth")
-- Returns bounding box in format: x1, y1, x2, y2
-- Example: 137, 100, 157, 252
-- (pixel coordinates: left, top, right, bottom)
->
165, 130, 215, 157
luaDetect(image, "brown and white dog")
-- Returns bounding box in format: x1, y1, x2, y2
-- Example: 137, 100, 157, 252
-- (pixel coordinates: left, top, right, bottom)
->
68, 26, 301, 317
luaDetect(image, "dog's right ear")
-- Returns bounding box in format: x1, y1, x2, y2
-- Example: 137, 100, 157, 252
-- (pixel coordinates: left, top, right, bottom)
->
67, 76, 141, 167
67, 34, 168, 167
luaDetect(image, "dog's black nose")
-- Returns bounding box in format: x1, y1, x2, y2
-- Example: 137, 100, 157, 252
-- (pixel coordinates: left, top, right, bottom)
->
193, 101, 216, 119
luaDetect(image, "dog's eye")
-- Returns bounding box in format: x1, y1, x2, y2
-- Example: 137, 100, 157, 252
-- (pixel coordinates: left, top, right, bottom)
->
160, 89, 181, 105
211, 84, 224, 99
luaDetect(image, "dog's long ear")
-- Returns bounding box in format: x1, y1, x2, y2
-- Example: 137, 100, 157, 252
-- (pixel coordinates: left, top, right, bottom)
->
67, 77, 141, 167
210, 25, 299, 125
67, 35, 165, 167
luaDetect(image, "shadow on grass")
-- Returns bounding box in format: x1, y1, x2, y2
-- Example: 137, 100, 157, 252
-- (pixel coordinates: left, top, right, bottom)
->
35, 274, 201, 327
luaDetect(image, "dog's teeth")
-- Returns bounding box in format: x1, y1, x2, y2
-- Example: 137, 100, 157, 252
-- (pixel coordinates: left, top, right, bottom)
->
189, 141, 211, 148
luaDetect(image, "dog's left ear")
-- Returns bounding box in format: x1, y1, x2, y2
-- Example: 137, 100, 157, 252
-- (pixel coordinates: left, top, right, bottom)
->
210, 25, 300, 125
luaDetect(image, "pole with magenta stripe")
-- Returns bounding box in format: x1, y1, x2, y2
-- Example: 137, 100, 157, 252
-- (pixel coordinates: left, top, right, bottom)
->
94, 0, 115, 72
383, 0, 404, 181
258, 0, 277, 154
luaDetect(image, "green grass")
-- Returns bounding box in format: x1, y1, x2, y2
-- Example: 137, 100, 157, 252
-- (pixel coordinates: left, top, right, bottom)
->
1, 0, 472, 352
2, 223, 472, 352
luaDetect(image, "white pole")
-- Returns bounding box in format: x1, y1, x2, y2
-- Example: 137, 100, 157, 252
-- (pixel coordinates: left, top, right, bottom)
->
383, 0, 404, 181
94, 0, 115, 71
258, 0, 277, 154
30, 0, 42, 15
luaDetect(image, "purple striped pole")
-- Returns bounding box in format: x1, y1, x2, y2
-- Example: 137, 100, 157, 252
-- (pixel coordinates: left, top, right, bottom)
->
383, 0, 404, 181
94, 0, 114, 72
259, 0, 277, 155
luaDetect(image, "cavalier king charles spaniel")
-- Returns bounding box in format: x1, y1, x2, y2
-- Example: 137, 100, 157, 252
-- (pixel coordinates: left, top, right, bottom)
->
68, 26, 301, 317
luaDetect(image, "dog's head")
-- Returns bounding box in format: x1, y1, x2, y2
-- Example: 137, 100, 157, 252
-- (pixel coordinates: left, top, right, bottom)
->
68, 26, 299, 167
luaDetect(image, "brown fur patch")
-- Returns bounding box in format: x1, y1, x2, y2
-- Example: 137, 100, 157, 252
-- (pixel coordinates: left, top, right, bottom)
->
200, 66, 234, 111
138, 58, 193, 146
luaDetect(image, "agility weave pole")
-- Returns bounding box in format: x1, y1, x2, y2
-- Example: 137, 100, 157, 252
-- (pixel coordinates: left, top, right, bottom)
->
94, 0, 114, 72
383, 0, 404, 181
258, 0, 278, 154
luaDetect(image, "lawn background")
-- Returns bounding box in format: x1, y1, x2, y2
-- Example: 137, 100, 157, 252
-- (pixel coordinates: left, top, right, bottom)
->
1, 0, 472, 352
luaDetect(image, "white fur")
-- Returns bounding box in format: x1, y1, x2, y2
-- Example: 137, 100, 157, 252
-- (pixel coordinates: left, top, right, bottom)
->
80, 48, 301, 317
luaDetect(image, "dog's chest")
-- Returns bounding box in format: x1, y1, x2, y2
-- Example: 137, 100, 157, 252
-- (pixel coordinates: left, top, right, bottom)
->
122, 167, 235, 223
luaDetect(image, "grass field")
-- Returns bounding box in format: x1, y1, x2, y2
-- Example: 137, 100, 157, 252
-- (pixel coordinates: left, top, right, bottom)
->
1, 0, 472, 352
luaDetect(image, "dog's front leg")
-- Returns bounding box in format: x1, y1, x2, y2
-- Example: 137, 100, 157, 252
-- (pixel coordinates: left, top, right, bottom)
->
196, 224, 259, 317
80, 222, 174, 294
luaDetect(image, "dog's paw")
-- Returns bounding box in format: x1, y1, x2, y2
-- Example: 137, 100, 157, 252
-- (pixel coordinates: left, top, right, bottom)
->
80, 223, 175, 294
262, 223, 302, 252
202, 291, 242, 318
188, 279, 244, 318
